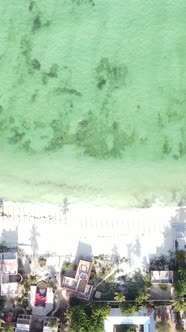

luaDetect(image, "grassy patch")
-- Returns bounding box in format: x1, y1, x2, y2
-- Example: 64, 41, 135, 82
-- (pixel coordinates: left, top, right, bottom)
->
158, 284, 168, 291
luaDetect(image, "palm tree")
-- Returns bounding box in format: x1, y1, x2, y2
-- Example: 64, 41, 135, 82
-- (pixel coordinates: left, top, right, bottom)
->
135, 292, 150, 307
114, 292, 126, 303
24, 282, 31, 292
173, 296, 186, 313
3, 326, 15, 332
0, 321, 15, 332
120, 303, 138, 316
29, 274, 37, 284
176, 250, 186, 267
63, 262, 71, 270
47, 319, 58, 328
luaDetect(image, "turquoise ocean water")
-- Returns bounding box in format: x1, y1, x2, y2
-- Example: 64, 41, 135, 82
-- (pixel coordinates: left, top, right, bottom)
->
0, 0, 186, 207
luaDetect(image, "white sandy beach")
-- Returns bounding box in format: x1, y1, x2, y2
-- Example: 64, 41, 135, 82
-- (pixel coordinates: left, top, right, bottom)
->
0, 201, 185, 274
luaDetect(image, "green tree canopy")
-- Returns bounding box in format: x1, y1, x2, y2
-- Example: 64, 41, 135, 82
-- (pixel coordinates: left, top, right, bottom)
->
120, 303, 139, 316
173, 296, 186, 313
114, 292, 126, 303
67, 303, 111, 332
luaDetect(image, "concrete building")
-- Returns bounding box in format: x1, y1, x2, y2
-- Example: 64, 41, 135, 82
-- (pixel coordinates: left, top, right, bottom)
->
151, 271, 174, 284
61, 259, 93, 300
150, 271, 175, 301
29, 281, 54, 316
104, 308, 155, 332
0, 251, 22, 295
173, 223, 186, 250
15, 314, 58, 332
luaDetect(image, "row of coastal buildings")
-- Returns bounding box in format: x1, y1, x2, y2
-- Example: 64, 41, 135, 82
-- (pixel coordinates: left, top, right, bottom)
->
0, 252, 95, 332
0, 251, 156, 332
0, 222, 185, 331
0, 254, 182, 332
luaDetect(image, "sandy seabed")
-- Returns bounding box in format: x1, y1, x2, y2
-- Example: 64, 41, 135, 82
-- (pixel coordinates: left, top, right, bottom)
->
0, 146, 186, 208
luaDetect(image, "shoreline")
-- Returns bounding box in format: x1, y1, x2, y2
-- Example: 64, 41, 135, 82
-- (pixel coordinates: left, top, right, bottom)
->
0, 199, 185, 222
0, 147, 186, 209
1, 198, 183, 209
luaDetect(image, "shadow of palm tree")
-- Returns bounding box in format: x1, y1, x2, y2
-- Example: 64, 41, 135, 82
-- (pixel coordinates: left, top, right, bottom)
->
111, 244, 120, 264
127, 244, 132, 267
126, 238, 142, 269
61, 197, 70, 223
141, 256, 149, 273
156, 307, 170, 321
167, 206, 186, 249
0, 198, 4, 215
133, 238, 141, 258
29, 225, 39, 257
171, 206, 186, 223
156, 224, 173, 257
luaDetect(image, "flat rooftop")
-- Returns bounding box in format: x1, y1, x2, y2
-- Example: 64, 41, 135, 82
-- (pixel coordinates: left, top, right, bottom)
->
62, 259, 92, 294
151, 271, 174, 284
0, 251, 18, 295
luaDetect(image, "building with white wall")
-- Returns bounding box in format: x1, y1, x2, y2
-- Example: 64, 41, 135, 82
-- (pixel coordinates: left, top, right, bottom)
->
104, 308, 155, 332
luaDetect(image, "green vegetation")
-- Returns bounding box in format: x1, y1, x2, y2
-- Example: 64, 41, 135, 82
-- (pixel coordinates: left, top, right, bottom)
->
173, 249, 186, 317
150, 254, 169, 269
67, 302, 111, 332
120, 303, 139, 316
116, 327, 136, 332
173, 250, 186, 314
173, 297, 186, 313
120, 293, 149, 316
156, 321, 171, 332
176, 250, 186, 267
118, 272, 152, 316
63, 262, 71, 270
97, 282, 118, 300
24, 282, 31, 292
29, 274, 38, 284
114, 292, 126, 303
122, 328, 136, 332
125, 271, 152, 300
174, 268, 186, 296
47, 319, 59, 328
38, 257, 46, 267
135, 291, 150, 307
158, 284, 168, 291
89, 271, 97, 280
0, 243, 8, 253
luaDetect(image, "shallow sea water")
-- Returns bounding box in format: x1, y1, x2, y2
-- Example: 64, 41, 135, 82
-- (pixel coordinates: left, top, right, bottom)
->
0, 1, 186, 207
